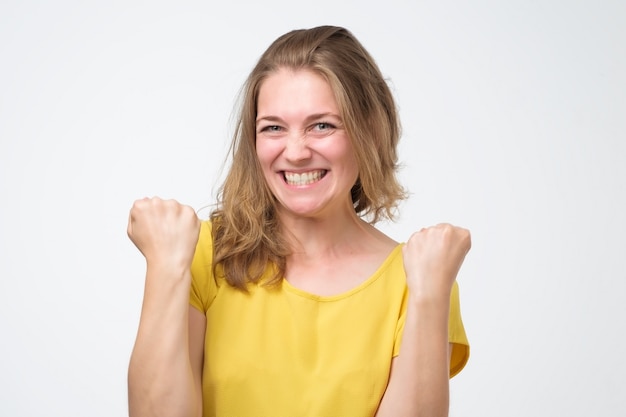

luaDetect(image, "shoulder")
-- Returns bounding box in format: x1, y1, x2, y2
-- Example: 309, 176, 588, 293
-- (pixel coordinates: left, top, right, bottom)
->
191, 221, 214, 269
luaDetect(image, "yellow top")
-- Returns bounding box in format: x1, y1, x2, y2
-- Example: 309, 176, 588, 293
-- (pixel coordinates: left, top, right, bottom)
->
190, 221, 469, 417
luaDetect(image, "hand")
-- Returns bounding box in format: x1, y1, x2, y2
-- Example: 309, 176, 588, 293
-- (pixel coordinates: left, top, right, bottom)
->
402, 223, 471, 300
127, 197, 201, 272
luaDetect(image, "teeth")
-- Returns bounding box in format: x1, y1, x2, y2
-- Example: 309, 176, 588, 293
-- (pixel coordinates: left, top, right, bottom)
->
284, 170, 325, 186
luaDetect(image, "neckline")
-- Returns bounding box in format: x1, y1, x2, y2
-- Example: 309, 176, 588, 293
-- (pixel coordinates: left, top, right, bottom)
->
281, 243, 404, 301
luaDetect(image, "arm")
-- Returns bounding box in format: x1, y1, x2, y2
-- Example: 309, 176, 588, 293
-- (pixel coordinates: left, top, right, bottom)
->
127, 197, 204, 417
376, 224, 471, 417
376, 299, 451, 416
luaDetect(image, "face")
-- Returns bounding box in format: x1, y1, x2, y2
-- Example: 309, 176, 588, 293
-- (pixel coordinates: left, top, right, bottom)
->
255, 68, 359, 220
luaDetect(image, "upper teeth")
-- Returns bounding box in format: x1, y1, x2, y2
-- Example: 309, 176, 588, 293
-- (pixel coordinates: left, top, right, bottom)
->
284, 170, 325, 186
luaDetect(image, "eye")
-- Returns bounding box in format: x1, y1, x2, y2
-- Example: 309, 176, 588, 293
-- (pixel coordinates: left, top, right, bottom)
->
314, 122, 334, 131
258, 125, 284, 135
307, 122, 336, 137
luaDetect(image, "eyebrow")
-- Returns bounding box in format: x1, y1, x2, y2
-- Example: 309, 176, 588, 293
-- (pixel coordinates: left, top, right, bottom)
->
255, 112, 342, 125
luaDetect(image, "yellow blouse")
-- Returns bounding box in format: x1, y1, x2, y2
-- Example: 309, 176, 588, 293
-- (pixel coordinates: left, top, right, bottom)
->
190, 221, 469, 417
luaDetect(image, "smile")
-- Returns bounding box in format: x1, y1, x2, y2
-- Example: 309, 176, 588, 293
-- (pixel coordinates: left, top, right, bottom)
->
283, 170, 327, 186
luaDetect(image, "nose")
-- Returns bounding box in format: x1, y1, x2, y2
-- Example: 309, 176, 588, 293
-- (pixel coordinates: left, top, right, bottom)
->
283, 133, 312, 163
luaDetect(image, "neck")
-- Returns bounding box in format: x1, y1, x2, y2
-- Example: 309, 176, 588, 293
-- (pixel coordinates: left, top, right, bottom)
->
277, 207, 379, 259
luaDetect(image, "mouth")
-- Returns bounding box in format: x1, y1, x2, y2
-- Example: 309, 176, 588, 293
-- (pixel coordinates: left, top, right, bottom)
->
283, 170, 327, 186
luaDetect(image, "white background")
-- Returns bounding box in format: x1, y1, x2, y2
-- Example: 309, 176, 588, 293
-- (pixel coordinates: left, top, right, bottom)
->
1, 1, 625, 416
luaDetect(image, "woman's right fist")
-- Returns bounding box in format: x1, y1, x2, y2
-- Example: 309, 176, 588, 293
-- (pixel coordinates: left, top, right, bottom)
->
127, 197, 201, 270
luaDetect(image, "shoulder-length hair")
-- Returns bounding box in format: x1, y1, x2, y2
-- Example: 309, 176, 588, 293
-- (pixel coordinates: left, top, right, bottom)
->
210, 25, 407, 290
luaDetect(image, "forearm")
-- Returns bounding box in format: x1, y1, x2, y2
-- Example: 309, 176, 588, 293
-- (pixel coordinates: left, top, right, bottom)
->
376, 296, 450, 417
128, 266, 199, 417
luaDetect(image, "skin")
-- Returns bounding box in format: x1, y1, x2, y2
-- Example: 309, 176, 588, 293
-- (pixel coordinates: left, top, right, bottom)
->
255, 68, 398, 295
126, 67, 471, 417
376, 224, 470, 417
255, 68, 359, 223
127, 198, 203, 417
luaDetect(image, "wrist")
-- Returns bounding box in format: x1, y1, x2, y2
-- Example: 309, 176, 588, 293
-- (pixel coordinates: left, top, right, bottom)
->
407, 289, 451, 312
145, 261, 192, 283
406, 278, 452, 303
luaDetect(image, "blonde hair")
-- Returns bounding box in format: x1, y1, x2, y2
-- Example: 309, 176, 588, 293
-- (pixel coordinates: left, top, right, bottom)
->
211, 25, 407, 290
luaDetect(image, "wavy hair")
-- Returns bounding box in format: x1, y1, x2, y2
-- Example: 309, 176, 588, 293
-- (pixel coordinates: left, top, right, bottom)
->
210, 25, 407, 290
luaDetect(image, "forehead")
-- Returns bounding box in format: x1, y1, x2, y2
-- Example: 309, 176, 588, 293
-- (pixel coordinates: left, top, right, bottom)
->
257, 68, 340, 117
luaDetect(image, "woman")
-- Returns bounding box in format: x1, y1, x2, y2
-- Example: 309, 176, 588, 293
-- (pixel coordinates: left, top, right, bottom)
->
127, 25, 471, 417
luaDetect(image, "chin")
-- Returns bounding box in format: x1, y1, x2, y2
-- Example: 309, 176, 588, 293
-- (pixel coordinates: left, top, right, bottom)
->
277, 202, 324, 219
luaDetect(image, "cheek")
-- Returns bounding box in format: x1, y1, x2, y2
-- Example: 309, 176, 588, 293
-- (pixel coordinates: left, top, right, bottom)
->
255, 139, 280, 169
334, 141, 359, 175
343, 151, 360, 185
255, 139, 269, 165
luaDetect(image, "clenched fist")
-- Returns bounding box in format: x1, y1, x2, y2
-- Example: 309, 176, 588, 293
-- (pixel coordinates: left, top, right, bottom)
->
127, 197, 201, 272
402, 223, 471, 300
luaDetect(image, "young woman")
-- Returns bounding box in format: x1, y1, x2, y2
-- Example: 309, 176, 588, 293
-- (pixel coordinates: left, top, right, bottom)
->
127, 25, 471, 417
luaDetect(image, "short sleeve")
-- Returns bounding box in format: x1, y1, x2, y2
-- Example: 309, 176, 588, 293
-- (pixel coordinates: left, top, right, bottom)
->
189, 221, 218, 313
448, 280, 469, 378
393, 280, 470, 379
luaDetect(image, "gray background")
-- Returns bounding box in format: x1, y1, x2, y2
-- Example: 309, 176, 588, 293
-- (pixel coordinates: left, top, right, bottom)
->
1, 0, 624, 416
